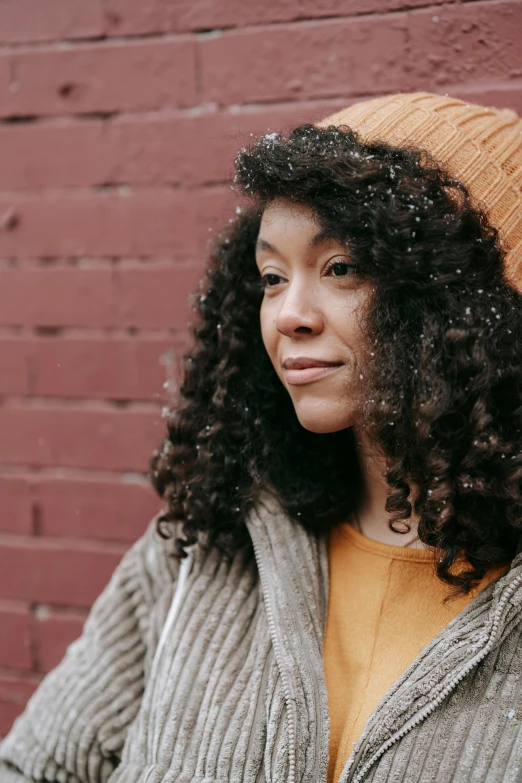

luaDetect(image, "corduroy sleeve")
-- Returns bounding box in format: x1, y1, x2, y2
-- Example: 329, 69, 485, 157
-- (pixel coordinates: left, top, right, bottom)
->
0, 514, 179, 783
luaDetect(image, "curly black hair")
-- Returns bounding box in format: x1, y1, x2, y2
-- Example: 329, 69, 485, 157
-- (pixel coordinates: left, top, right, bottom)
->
150, 122, 522, 596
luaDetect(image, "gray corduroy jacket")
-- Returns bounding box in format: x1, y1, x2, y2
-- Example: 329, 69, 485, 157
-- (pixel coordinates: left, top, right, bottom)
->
1, 492, 522, 783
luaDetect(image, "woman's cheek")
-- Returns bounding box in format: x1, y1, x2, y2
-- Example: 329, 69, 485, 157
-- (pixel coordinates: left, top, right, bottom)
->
259, 301, 277, 360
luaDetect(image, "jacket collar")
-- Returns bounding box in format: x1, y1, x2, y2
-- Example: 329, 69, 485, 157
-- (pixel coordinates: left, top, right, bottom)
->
246, 491, 522, 783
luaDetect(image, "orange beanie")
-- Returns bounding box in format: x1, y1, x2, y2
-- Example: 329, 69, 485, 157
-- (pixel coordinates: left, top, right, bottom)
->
317, 92, 522, 293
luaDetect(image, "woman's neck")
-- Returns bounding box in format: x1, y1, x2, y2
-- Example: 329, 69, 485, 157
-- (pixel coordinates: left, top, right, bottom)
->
352, 427, 426, 549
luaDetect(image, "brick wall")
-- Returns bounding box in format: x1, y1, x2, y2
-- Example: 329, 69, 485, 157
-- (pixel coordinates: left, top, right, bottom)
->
0, 0, 521, 736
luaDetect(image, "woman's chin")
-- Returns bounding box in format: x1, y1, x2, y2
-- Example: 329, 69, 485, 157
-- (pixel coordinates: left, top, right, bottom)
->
293, 403, 354, 434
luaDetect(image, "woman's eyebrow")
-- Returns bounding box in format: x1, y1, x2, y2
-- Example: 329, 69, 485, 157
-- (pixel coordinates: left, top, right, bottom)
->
255, 229, 338, 255
310, 227, 339, 247
255, 237, 278, 253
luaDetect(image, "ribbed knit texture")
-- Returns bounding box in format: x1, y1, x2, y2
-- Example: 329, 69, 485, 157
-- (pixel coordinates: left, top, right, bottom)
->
317, 92, 522, 293
0, 515, 180, 783
325, 522, 511, 783
1, 493, 522, 783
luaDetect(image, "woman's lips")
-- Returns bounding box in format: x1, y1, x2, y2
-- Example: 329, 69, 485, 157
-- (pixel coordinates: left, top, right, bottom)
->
284, 364, 343, 385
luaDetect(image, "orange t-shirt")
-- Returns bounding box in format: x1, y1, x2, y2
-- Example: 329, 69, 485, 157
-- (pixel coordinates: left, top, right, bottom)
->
324, 522, 510, 783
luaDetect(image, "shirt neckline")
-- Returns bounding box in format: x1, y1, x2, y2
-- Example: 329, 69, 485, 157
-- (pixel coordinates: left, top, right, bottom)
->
335, 520, 447, 564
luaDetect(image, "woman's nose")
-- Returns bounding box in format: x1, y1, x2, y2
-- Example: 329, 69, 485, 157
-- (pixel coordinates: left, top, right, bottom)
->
275, 282, 324, 337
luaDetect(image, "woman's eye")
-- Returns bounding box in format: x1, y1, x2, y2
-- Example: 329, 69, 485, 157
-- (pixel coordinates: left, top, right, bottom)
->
325, 259, 356, 277
262, 273, 282, 288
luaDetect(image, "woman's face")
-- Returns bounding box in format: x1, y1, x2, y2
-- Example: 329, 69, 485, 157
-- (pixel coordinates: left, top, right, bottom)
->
256, 198, 371, 434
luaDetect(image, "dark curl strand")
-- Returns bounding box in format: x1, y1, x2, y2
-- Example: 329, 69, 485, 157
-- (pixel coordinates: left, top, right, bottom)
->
150, 123, 522, 597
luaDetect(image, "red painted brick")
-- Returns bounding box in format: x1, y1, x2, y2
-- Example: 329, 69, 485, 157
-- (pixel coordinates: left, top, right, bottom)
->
0, 102, 347, 190
102, 0, 180, 37
0, 536, 126, 606
104, 100, 347, 187
0, 338, 29, 395
120, 263, 206, 330
0, 0, 105, 44
0, 405, 163, 471
0, 673, 39, 737
0, 477, 33, 535
452, 84, 522, 119
34, 475, 159, 542
0, 602, 32, 670
30, 336, 177, 401
0, 58, 10, 104
407, 1, 522, 88
199, 17, 407, 105
1, 39, 196, 119
196, 185, 242, 254
0, 264, 204, 330
105, 113, 224, 187
31, 608, 86, 673
104, 0, 453, 35
0, 268, 119, 328
0, 190, 198, 258
0, 120, 104, 190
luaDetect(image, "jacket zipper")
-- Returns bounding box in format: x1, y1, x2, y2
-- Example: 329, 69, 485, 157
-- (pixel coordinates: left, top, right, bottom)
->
342, 571, 522, 783
250, 535, 298, 783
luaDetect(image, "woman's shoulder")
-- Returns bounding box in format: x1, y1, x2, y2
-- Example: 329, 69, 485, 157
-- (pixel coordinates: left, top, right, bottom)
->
126, 512, 186, 600
133, 513, 246, 600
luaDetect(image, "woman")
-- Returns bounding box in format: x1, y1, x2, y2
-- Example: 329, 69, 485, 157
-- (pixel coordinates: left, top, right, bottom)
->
1, 91, 522, 783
